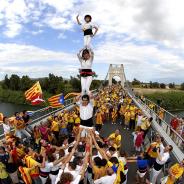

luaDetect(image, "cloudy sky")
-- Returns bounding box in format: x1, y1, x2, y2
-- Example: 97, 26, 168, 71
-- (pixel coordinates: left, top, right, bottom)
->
0, 0, 184, 83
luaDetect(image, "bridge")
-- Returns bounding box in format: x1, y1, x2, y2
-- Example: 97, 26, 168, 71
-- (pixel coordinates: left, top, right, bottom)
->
0, 64, 183, 183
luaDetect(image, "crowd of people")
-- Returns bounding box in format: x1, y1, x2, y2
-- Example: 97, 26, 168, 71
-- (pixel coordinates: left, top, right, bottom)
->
0, 85, 183, 184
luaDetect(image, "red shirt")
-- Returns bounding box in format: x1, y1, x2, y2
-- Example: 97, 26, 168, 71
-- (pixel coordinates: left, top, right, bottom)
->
170, 118, 179, 130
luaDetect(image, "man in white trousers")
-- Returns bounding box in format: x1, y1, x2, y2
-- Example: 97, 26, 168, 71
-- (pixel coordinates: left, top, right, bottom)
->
150, 145, 173, 184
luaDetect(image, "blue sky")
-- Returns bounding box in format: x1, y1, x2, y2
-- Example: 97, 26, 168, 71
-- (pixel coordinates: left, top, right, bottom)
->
1, 0, 184, 83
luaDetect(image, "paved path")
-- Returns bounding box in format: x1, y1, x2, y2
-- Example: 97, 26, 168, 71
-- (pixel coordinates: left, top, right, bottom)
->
100, 120, 137, 184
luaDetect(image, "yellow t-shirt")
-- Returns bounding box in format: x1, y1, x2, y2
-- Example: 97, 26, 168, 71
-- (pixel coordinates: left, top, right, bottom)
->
93, 165, 106, 180
107, 160, 124, 184
166, 163, 184, 184
130, 111, 135, 120
51, 121, 59, 132
147, 142, 160, 158
124, 112, 130, 122
140, 119, 150, 130
109, 133, 121, 148
68, 116, 74, 123
14, 119, 25, 130
75, 117, 80, 124
0, 162, 8, 179
96, 112, 103, 124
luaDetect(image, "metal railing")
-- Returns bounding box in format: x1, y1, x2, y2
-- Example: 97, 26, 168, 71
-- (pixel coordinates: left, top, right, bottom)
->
133, 95, 184, 150
0, 89, 98, 139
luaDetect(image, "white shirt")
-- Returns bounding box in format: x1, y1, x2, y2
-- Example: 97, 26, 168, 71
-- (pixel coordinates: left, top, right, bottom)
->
55, 164, 81, 184
94, 173, 116, 184
2, 123, 11, 134
82, 22, 94, 31
77, 48, 94, 69
156, 152, 170, 165
79, 102, 93, 120
40, 161, 53, 172
137, 115, 143, 126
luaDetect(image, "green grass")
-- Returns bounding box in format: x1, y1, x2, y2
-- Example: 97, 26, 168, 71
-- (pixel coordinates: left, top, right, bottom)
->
145, 91, 184, 110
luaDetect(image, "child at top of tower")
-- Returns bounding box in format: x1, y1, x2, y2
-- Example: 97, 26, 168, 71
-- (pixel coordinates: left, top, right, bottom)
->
76, 14, 98, 48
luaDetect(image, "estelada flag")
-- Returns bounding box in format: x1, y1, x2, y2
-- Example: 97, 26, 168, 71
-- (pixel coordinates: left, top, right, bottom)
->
25, 81, 44, 105
48, 93, 65, 108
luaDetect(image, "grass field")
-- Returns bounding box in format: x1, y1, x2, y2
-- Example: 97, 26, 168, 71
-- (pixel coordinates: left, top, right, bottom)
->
133, 88, 184, 95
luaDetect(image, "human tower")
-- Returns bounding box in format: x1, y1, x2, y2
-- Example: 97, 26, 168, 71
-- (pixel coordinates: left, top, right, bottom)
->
76, 14, 98, 131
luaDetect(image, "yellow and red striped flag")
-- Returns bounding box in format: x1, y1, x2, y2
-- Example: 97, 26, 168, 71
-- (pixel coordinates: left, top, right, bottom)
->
25, 81, 44, 105
48, 93, 65, 108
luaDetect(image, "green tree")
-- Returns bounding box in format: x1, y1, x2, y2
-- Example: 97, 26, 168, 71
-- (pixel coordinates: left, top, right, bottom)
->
152, 82, 160, 88
47, 73, 62, 94
149, 81, 153, 88
2, 74, 10, 89
169, 83, 175, 89
9, 74, 20, 90
91, 80, 101, 89
181, 83, 184, 90
20, 75, 32, 91
70, 76, 81, 92
132, 78, 141, 86
160, 83, 166, 89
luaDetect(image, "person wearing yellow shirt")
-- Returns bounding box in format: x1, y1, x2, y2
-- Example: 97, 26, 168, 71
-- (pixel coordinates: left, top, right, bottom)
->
14, 112, 31, 139
124, 110, 130, 130
111, 108, 117, 125
0, 162, 13, 184
119, 105, 125, 125
129, 109, 136, 130
140, 117, 152, 138
158, 108, 165, 125
107, 130, 122, 149
95, 110, 103, 132
50, 116, 60, 139
165, 159, 184, 184
59, 117, 68, 135
67, 112, 75, 135
146, 134, 164, 168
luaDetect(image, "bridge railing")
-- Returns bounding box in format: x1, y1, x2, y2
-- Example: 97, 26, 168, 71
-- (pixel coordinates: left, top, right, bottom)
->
0, 89, 98, 139
134, 95, 184, 151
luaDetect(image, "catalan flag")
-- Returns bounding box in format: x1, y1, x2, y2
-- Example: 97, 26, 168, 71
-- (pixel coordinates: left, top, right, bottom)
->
25, 81, 44, 105
25, 81, 42, 101
48, 94, 65, 108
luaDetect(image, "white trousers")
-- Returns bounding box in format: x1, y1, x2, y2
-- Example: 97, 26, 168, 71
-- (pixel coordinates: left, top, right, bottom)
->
150, 168, 161, 184
84, 35, 92, 48
49, 174, 57, 184
39, 176, 47, 184
81, 76, 92, 95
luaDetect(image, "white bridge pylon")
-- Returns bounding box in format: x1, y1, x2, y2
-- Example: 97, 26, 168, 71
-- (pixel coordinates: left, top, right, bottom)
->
108, 64, 126, 87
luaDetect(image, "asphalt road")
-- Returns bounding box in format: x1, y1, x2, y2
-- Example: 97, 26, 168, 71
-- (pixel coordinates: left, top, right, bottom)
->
100, 120, 138, 184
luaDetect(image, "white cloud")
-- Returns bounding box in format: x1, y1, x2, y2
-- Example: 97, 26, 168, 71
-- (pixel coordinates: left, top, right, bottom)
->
0, 43, 75, 64
0, 42, 184, 82
0, 64, 79, 79
1, 0, 184, 82
3, 21, 22, 37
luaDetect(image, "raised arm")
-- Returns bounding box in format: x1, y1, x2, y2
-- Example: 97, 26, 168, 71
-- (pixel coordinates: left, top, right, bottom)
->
91, 131, 108, 161
76, 14, 82, 25
80, 152, 90, 179
93, 26, 98, 36
77, 49, 83, 62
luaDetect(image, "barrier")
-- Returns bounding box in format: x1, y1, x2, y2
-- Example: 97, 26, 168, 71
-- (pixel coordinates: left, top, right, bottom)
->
0, 89, 98, 139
